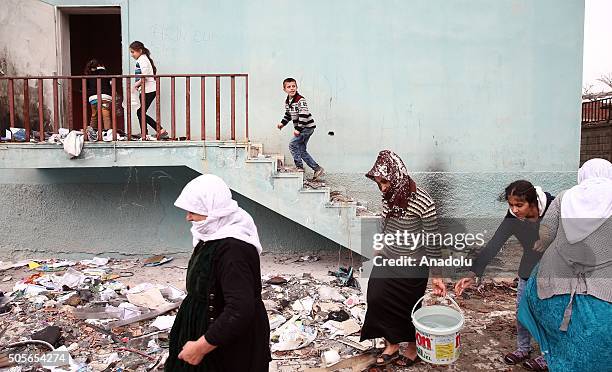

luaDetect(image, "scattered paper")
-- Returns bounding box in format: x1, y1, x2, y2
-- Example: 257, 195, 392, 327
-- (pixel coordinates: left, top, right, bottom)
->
269, 314, 287, 330
322, 319, 361, 337
126, 288, 171, 310
291, 297, 314, 313
338, 336, 373, 351
60, 268, 86, 289
150, 315, 176, 330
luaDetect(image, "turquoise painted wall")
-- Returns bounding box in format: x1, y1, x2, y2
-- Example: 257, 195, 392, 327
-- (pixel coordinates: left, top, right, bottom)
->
2, 1, 585, 256
124, 0, 583, 173
44, 0, 584, 173
0, 167, 343, 257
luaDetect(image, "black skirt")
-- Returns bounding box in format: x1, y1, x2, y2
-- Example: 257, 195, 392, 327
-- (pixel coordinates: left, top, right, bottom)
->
360, 263, 429, 344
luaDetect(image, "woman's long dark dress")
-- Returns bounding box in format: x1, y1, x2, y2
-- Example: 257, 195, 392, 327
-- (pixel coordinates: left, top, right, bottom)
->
165, 237, 271, 372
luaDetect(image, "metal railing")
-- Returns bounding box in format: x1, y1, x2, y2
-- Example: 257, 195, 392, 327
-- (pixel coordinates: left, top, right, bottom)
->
582, 97, 611, 124
0, 74, 249, 142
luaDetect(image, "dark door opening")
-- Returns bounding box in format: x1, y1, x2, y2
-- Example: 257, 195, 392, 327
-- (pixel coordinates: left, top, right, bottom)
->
69, 12, 122, 130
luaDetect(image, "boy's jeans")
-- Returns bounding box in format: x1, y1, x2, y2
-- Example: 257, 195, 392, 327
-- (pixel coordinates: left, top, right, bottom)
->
516, 278, 532, 352
288, 127, 320, 170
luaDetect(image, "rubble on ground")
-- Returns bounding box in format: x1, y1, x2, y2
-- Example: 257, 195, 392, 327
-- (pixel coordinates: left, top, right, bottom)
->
0, 256, 179, 371
0, 254, 523, 372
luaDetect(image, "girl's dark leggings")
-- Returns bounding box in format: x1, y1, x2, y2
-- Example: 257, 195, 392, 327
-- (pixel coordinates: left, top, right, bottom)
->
136, 91, 163, 132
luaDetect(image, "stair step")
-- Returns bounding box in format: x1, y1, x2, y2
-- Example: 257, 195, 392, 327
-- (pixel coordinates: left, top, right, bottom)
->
218, 142, 249, 148
245, 158, 276, 163
273, 173, 303, 179
324, 201, 358, 208
299, 187, 330, 193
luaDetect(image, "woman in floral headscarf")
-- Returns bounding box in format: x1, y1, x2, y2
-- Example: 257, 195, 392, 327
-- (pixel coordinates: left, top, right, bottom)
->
360, 150, 446, 368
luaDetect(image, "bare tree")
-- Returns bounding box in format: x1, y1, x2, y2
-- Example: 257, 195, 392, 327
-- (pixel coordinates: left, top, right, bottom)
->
583, 83, 596, 100
597, 73, 612, 91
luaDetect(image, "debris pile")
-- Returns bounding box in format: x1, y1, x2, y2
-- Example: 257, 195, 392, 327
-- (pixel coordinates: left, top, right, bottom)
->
0, 253, 523, 371
262, 264, 385, 371
0, 256, 179, 371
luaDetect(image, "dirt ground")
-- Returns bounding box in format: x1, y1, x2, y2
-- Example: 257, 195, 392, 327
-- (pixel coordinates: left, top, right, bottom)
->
0, 241, 533, 371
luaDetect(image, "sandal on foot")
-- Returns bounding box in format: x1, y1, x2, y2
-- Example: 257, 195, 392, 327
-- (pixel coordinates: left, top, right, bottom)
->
523, 355, 548, 371
394, 355, 420, 367
374, 351, 399, 367
504, 350, 531, 365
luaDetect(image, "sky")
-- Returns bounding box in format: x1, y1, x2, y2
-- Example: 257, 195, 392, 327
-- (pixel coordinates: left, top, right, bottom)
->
583, 0, 612, 92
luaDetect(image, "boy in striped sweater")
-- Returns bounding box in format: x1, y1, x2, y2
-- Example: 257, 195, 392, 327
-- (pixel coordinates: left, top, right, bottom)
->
277, 78, 325, 179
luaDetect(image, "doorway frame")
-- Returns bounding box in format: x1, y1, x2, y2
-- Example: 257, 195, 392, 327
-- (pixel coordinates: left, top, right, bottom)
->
54, 2, 127, 129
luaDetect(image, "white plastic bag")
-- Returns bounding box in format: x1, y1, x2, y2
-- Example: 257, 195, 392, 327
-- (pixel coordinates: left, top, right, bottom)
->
63, 130, 84, 158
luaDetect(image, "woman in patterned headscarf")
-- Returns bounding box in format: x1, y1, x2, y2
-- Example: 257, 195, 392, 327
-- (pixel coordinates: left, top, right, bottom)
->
360, 150, 447, 369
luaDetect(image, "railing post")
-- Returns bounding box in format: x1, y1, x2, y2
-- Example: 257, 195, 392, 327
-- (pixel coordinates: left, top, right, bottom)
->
8, 78, 15, 128
126, 78, 132, 140
245, 75, 249, 141
171, 77, 176, 140
201, 76, 206, 140
155, 76, 161, 139
231, 76, 236, 141
111, 78, 117, 141
52, 78, 59, 132
140, 81, 146, 139
82, 78, 88, 140
37, 79, 44, 141
216, 76, 220, 140
23, 79, 30, 141
96, 77, 103, 140
186, 77, 191, 140
67, 78, 73, 130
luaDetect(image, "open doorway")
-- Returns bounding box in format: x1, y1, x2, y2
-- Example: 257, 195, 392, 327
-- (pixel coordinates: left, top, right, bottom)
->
58, 7, 122, 129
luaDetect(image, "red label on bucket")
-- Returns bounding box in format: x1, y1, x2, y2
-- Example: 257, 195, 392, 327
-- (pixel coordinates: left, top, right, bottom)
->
416, 331, 432, 350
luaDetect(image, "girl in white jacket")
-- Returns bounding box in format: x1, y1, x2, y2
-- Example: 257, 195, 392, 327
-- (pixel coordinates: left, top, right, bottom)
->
129, 41, 169, 139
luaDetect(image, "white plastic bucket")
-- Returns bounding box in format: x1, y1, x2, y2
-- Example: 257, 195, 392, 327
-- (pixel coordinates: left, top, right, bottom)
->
411, 294, 465, 365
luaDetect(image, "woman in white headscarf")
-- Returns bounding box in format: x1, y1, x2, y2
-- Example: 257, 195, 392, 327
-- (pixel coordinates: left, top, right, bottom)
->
518, 158, 612, 372
165, 175, 271, 372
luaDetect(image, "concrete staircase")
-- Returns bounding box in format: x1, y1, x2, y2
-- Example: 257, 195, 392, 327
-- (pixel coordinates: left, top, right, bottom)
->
207, 141, 376, 254
0, 140, 380, 257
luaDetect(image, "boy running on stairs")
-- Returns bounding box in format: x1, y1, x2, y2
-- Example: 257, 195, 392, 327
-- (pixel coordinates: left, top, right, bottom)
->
277, 78, 325, 179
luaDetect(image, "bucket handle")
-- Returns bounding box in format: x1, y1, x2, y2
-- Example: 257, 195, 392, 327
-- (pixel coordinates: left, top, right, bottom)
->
411, 293, 463, 319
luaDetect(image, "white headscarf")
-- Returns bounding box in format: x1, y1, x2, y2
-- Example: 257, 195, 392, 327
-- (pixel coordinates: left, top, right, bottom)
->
561, 158, 612, 244
174, 174, 263, 254
508, 185, 548, 218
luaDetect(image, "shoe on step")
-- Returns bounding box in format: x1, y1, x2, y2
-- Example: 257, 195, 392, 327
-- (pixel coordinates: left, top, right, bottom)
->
313, 167, 325, 179
86, 126, 98, 142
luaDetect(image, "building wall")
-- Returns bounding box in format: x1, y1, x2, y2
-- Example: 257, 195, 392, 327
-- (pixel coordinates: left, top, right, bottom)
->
0, 0, 57, 132
0, 167, 342, 258
581, 121, 612, 164
0, 0, 585, 256
33, 0, 585, 172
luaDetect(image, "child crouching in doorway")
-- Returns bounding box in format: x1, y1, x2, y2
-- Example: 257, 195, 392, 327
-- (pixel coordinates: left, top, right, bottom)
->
85, 59, 112, 138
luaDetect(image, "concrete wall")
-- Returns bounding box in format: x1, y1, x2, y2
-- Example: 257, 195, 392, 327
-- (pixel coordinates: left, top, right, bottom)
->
0, 0, 585, 255
0, 167, 342, 258
0, 0, 57, 132
581, 121, 612, 164
46, 0, 583, 188
32, 0, 584, 170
